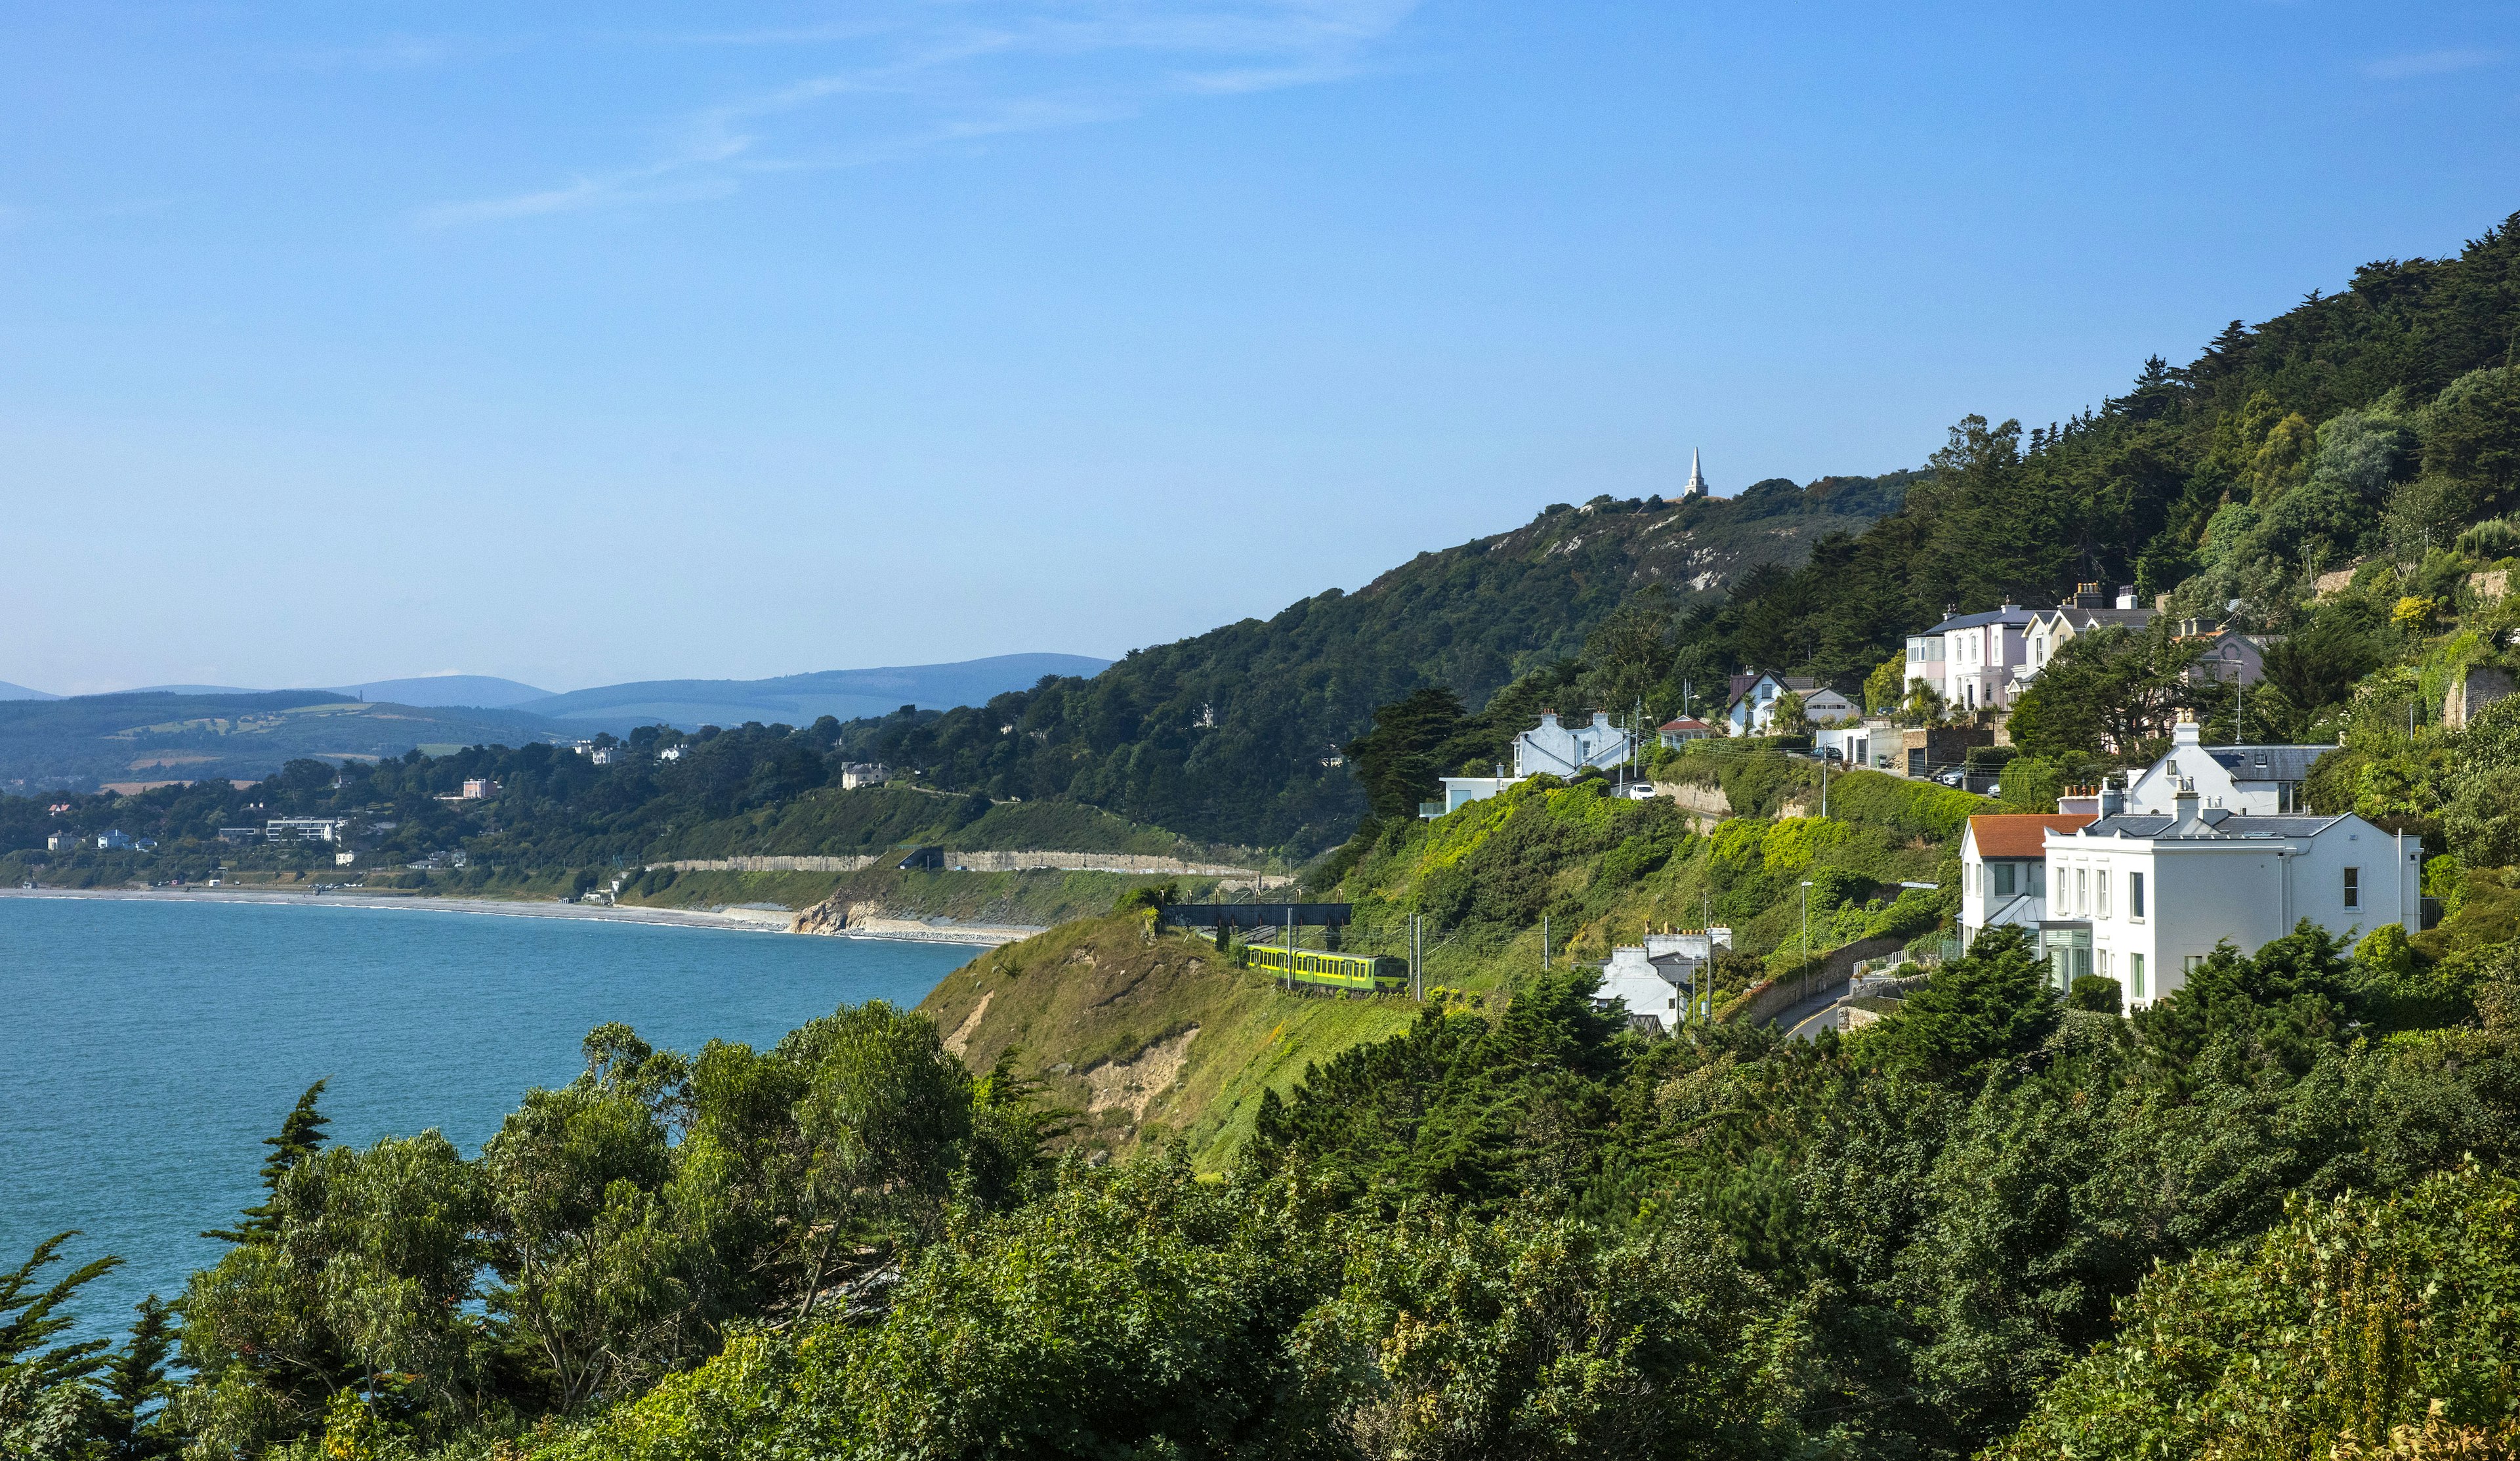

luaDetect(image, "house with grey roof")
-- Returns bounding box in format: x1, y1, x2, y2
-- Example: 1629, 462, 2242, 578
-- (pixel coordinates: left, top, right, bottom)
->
1914, 603, 2041, 713
2123, 716, 2335, 816
2040, 782, 2416, 1015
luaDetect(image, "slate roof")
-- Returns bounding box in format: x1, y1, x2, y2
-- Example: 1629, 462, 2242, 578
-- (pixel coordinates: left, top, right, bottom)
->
2068, 809, 2348, 841
1927, 606, 2040, 634
2202, 745, 2336, 782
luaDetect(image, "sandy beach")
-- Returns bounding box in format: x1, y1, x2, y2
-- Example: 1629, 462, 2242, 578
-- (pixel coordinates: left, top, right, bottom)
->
0, 884, 1047, 946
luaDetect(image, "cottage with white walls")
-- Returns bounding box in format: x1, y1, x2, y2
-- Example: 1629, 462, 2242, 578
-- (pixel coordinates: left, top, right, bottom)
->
1657, 717, 1715, 747
1722, 672, 1855, 734
1592, 927, 1734, 1032
1428, 710, 1637, 816
2122, 716, 2335, 816
1958, 813, 2093, 948
2039, 783, 2419, 1015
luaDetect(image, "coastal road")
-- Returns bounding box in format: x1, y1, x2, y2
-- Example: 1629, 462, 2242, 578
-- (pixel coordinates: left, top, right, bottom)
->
1773, 978, 1853, 1042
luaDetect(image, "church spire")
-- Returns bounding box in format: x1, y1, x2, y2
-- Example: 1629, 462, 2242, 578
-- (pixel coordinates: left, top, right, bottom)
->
1683, 449, 1709, 499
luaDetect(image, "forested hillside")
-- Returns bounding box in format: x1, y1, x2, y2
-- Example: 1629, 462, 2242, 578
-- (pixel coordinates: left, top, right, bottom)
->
835, 475, 1911, 851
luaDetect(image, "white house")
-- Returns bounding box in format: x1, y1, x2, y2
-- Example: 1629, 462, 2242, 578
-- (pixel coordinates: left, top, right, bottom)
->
2123, 717, 2336, 816
1657, 717, 1715, 748
841, 762, 892, 790
1429, 711, 1637, 816
1593, 927, 1734, 1032
2040, 786, 2420, 1015
95, 829, 133, 851
1959, 813, 2094, 948
1723, 672, 1851, 734
1921, 604, 2040, 713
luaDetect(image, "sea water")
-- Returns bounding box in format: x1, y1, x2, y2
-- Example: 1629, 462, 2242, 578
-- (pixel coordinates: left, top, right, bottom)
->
0, 895, 970, 1344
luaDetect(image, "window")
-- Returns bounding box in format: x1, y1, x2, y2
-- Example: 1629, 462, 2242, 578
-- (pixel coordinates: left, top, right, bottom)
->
2076, 867, 2088, 915
2130, 953, 2146, 1000
2098, 870, 2111, 919
2343, 866, 2361, 911
1992, 862, 2017, 897
2031, 862, 2047, 896
2130, 870, 2145, 920
2184, 954, 2204, 974
2098, 950, 2111, 979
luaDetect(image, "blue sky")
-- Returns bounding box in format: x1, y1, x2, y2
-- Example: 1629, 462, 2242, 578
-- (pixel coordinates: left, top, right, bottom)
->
3, 1, 2515, 696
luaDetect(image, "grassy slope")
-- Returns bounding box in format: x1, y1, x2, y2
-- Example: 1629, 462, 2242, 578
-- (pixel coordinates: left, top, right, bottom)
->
917, 914, 1421, 1169
923, 753, 1990, 1168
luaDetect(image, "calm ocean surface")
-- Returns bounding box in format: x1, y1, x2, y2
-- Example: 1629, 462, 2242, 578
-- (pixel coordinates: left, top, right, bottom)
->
0, 895, 970, 1343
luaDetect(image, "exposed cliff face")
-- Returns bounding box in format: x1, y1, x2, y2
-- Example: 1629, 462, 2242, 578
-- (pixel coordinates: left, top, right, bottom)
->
915, 916, 1420, 1166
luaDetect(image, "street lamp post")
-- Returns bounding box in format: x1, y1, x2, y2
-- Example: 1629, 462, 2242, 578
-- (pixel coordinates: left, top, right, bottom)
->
1801, 879, 1813, 989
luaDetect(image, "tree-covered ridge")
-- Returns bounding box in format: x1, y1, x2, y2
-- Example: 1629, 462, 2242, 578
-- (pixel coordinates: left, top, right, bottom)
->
826, 476, 1912, 852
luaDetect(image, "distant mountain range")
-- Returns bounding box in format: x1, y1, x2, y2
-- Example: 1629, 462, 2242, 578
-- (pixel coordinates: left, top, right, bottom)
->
0, 654, 1113, 791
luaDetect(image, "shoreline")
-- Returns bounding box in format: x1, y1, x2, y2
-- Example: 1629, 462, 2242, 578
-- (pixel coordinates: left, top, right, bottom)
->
0, 885, 1040, 946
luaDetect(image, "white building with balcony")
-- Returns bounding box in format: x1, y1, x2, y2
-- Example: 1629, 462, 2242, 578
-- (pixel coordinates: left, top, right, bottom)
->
2037, 787, 2418, 1015
1960, 813, 2093, 948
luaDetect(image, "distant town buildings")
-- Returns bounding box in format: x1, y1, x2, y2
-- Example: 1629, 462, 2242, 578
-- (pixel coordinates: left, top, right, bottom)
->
94, 830, 132, 850
461, 778, 499, 799
266, 817, 349, 843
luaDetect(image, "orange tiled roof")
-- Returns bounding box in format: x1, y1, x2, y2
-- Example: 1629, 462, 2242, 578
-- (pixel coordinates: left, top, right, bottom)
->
1968, 813, 2093, 858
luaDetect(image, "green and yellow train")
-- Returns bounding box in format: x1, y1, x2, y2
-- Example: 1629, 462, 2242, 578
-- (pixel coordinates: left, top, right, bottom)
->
1242, 945, 1410, 994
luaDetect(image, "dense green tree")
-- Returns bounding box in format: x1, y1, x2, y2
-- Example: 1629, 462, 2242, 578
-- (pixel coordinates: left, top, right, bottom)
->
0, 1235, 119, 1461
1868, 926, 2059, 1081
2006, 623, 2199, 756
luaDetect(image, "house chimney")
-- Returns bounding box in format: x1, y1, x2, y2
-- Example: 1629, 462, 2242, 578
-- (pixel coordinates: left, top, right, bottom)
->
1538, 710, 1560, 728
2171, 776, 2200, 830
2115, 585, 2137, 610
2099, 773, 2125, 817
2172, 709, 2202, 748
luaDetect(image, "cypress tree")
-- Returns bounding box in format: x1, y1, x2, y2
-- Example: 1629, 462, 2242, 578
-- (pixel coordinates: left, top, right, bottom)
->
202, 1080, 329, 1244
95, 1296, 178, 1461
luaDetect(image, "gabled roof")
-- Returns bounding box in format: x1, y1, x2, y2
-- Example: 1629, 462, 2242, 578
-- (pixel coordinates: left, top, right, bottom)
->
1725, 671, 1818, 709
2204, 745, 2336, 782
1658, 717, 1712, 732
1969, 813, 2093, 858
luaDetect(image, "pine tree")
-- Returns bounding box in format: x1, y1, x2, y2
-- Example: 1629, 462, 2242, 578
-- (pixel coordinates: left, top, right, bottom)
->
94, 1297, 177, 1461
202, 1080, 329, 1244
1, 1233, 120, 1458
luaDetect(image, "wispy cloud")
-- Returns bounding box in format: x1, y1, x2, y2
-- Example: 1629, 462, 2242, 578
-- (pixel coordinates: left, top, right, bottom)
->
2363, 47, 2499, 81
418, 1, 1421, 226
